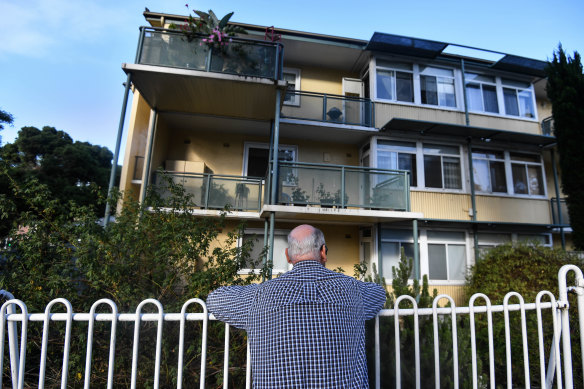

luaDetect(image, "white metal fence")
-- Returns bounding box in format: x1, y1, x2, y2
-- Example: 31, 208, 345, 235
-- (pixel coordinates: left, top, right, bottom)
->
1, 264, 583, 388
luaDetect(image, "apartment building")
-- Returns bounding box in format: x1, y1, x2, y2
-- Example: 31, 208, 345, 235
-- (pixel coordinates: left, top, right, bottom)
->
116, 10, 567, 299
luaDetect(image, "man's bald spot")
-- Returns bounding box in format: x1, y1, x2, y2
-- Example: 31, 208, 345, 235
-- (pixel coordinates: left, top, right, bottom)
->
289, 224, 316, 242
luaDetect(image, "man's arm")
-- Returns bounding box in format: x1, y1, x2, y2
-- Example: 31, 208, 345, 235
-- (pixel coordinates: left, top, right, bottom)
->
358, 281, 387, 320
206, 284, 260, 330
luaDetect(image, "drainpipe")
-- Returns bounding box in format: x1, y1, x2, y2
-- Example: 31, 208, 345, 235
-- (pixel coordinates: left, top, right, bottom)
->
139, 108, 158, 205
461, 60, 479, 259
551, 149, 566, 249
267, 89, 283, 280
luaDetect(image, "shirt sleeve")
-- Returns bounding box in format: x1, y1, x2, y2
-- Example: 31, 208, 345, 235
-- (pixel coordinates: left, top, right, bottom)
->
358, 281, 387, 320
206, 284, 260, 330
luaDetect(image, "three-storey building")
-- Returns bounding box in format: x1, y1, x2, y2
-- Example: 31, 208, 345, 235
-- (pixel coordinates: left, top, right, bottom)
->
116, 10, 566, 300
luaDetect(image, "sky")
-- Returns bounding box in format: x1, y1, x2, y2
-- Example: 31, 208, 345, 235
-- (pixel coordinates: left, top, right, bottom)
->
1, 0, 583, 162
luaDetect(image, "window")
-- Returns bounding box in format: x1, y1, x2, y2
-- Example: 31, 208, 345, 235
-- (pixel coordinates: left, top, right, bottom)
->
380, 229, 415, 280
472, 149, 507, 193
420, 66, 456, 107
502, 79, 535, 118
244, 143, 297, 181
477, 233, 511, 256
241, 230, 290, 274
423, 143, 461, 189
375, 61, 414, 102
465, 73, 499, 113
283, 68, 301, 106
377, 140, 417, 186
510, 152, 544, 195
427, 231, 467, 281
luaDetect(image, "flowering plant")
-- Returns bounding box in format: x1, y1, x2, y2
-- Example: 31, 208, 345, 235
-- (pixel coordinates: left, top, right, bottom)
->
171, 4, 247, 50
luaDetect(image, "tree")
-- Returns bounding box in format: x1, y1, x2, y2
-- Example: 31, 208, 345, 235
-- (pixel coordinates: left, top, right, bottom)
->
0, 108, 14, 146
0, 175, 268, 387
546, 46, 584, 249
0, 126, 113, 236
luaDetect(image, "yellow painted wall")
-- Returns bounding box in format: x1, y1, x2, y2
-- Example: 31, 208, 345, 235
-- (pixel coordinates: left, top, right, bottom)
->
119, 91, 152, 200
475, 195, 551, 223
411, 192, 472, 220
536, 97, 553, 123
294, 66, 359, 95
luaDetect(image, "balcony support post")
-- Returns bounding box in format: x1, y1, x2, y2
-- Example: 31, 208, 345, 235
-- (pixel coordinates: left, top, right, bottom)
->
139, 108, 158, 205
341, 167, 345, 208
322, 94, 327, 121
551, 149, 566, 249
461, 59, 470, 127
270, 91, 282, 205
267, 212, 275, 280
103, 73, 133, 226
262, 218, 269, 282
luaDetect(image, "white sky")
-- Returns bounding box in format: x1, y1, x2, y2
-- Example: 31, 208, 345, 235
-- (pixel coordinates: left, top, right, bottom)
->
1, 0, 583, 160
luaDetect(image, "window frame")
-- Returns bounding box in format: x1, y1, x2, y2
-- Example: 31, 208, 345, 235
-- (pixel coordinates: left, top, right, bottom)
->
464, 72, 500, 114
508, 152, 547, 197
242, 142, 298, 185
238, 228, 291, 275
282, 67, 301, 106
471, 148, 508, 194
419, 65, 457, 108
374, 60, 414, 103
501, 79, 536, 119
379, 228, 416, 281
422, 142, 463, 190
423, 229, 469, 283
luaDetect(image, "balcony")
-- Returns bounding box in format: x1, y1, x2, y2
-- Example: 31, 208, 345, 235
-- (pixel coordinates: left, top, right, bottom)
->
551, 197, 570, 226
281, 91, 375, 127
122, 27, 285, 120
153, 172, 263, 212
276, 162, 410, 211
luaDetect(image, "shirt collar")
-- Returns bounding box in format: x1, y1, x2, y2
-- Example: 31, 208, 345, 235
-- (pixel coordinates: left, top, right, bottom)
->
292, 260, 324, 268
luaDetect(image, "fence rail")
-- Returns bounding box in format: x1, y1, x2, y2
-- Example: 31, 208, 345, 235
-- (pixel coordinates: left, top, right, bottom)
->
1, 265, 583, 388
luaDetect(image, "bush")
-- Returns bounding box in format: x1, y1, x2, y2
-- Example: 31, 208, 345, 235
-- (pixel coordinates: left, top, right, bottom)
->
0, 174, 268, 387
466, 242, 583, 388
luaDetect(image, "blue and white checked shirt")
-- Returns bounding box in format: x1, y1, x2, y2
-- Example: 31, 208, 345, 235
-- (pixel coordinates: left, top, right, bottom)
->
207, 260, 386, 388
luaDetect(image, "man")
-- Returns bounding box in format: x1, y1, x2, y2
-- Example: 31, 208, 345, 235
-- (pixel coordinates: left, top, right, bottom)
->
206, 224, 386, 388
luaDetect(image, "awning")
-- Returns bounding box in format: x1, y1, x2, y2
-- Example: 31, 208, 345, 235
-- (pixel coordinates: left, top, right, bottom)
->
381, 118, 556, 147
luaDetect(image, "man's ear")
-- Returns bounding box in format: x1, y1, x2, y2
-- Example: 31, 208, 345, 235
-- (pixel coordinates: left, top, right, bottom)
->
320, 245, 327, 264
285, 248, 292, 264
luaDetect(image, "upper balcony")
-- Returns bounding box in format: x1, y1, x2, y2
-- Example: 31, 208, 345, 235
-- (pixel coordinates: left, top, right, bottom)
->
122, 27, 285, 120
281, 91, 374, 128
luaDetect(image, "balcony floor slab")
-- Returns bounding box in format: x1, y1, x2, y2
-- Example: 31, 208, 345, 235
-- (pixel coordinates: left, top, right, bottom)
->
260, 204, 423, 224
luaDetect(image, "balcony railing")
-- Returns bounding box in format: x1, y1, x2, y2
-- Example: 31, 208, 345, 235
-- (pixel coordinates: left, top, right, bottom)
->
153, 172, 263, 212
281, 91, 375, 127
137, 27, 283, 80
551, 197, 570, 226
276, 162, 410, 211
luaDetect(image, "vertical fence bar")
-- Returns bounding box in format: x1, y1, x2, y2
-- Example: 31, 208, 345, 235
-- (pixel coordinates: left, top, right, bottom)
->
177, 299, 208, 389
130, 299, 164, 389
223, 324, 230, 389
469, 294, 495, 389
503, 292, 530, 388
0, 291, 19, 389
246, 336, 252, 389
38, 299, 73, 389
395, 296, 420, 389
0, 299, 28, 389
375, 315, 380, 389
84, 299, 118, 389
536, 291, 563, 389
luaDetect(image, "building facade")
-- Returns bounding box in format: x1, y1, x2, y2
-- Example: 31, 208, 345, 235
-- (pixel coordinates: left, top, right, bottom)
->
116, 10, 568, 300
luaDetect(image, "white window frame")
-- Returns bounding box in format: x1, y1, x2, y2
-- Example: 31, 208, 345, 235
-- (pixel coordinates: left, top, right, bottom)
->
464, 73, 500, 114
507, 152, 547, 197
282, 67, 301, 106
471, 148, 508, 194
421, 142, 463, 191
374, 60, 414, 103
379, 228, 416, 281
422, 229, 470, 285
376, 139, 418, 188
501, 78, 536, 119
238, 228, 291, 275
419, 65, 457, 108
372, 137, 465, 193
471, 148, 547, 198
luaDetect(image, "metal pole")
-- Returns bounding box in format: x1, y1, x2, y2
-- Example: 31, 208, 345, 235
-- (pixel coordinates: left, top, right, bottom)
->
103, 73, 133, 226
551, 149, 566, 249
139, 109, 158, 205
270, 90, 282, 205
268, 213, 275, 280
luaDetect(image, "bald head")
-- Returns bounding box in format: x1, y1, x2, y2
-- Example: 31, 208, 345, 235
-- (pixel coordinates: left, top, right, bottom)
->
286, 224, 326, 265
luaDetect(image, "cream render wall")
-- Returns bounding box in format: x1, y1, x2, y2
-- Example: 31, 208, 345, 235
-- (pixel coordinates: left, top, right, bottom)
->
290, 65, 359, 95
119, 91, 152, 200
